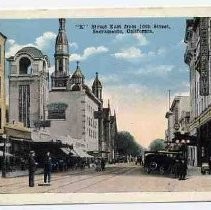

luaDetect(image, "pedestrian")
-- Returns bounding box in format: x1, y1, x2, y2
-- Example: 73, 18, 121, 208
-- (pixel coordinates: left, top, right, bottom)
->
208, 156, 211, 174
101, 158, 105, 171
178, 159, 187, 180
44, 152, 52, 184
28, 151, 37, 187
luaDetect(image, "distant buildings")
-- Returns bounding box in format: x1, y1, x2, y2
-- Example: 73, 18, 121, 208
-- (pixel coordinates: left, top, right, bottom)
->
5, 19, 117, 161
0, 33, 7, 136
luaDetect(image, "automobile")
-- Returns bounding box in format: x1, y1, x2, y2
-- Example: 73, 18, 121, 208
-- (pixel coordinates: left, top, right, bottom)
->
144, 151, 180, 175
201, 162, 210, 175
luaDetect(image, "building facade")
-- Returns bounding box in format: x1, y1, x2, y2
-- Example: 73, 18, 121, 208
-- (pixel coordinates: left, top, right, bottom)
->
165, 96, 197, 165
7, 47, 49, 128
0, 33, 7, 136
184, 17, 211, 165
48, 19, 103, 153
166, 96, 190, 142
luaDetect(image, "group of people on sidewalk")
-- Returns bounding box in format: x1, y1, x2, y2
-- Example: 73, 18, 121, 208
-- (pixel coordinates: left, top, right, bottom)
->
28, 151, 107, 187
28, 151, 52, 187
94, 158, 105, 171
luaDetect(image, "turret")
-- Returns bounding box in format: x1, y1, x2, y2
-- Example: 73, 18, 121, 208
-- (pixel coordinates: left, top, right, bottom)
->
92, 72, 103, 102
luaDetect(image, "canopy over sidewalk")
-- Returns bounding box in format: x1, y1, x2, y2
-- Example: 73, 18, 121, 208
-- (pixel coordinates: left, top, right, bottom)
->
73, 148, 93, 158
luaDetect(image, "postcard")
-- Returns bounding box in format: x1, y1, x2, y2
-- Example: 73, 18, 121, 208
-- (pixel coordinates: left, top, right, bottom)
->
1, 7, 211, 205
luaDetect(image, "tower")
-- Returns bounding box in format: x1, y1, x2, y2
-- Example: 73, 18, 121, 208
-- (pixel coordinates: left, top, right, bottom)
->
92, 72, 103, 103
52, 18, 69, 89
7, 47, 49, 128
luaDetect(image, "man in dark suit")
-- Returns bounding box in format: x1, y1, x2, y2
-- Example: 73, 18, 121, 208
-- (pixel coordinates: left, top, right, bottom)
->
28, 151, 37, 187
44, 152, 52, 183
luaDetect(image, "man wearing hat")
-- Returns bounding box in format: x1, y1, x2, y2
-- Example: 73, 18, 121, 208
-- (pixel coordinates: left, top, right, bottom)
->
28, 151, 37, 187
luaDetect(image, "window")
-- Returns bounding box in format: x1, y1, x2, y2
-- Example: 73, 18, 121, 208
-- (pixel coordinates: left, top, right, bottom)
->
19, 85, 30, 127
19, 57, 32, 74
47, 103, 67, 120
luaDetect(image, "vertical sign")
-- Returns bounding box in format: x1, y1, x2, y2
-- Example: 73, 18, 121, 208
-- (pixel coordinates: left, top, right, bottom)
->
199, 17, 209, 96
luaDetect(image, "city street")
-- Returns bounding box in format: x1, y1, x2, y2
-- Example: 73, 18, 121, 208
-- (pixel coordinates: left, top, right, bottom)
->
0, 163, 211, 193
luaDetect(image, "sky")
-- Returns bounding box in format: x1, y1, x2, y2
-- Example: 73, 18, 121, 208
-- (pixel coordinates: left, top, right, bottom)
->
0, 18, 189, 147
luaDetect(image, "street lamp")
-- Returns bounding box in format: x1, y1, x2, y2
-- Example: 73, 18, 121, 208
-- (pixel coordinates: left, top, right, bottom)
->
2, 134, 7, 178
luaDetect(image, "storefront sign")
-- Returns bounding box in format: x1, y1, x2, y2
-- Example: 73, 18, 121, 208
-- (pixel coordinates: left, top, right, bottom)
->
199, 18, 209, 96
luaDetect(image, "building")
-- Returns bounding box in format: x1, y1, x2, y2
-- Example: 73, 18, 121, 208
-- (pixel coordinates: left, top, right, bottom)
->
165, 96, 197, 165
0, 32, 7, 136
7, 47, 49, 128
184, 17, 211, 165
6, 18, 118, 160
165, 96, 190, 142
48, 19, 103, 153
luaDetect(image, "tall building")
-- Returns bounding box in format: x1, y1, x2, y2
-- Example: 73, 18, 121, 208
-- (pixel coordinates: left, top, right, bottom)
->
184, 17, 211, 165
48, 19, 101, 152
51, 18, 69, 89
0, 32, 7, 136
7, 47, 49, 128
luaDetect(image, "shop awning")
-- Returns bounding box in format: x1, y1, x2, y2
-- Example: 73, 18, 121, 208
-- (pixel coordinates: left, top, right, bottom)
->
70, 149, 78, 157
73, 148, 93, 158
60, 147, 71, 155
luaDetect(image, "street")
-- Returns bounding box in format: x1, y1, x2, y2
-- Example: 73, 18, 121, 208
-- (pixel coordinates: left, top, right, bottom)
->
0, 163, 211, 193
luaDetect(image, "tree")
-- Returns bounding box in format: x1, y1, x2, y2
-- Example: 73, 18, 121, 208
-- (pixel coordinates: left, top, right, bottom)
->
116, 131, 143, 156
149, 139, 166, 151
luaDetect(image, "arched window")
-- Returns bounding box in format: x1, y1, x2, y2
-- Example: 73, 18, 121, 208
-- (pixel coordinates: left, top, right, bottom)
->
19, 57, 32, 75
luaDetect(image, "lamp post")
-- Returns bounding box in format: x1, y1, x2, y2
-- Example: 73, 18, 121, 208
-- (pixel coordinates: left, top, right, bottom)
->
2, 134, 7, 178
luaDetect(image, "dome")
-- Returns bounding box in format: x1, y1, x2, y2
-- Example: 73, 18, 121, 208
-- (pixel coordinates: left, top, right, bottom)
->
92, 72, 102, 88
16, 47, 45, 59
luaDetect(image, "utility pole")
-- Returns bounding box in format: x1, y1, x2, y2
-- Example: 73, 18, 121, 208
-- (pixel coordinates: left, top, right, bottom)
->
168, 90, 171, 110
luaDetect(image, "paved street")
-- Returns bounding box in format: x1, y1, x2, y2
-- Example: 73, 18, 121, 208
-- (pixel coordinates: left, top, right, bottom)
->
0, 163, 211, 193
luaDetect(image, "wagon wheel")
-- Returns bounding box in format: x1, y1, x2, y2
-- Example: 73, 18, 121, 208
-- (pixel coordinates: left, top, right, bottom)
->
149, 162, 157, 171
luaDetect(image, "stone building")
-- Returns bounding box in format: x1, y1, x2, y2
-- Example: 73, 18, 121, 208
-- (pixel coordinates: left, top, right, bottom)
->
165, 96, 190, 142
0, 32, 7, 136
165, 96, 197, 165
48, 19, 101, 152
184, 17, 211, 165
7, 46, 49, 128
48, 19, 118, 157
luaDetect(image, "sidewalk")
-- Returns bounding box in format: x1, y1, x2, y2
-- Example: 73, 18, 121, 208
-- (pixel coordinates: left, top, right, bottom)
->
187, 166, 201, 177
0, 169, 43, 178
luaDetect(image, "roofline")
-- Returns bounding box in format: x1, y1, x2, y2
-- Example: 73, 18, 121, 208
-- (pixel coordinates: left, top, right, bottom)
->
0, 32, 7, 40
170, 96, 189, 111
